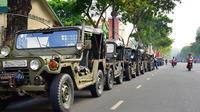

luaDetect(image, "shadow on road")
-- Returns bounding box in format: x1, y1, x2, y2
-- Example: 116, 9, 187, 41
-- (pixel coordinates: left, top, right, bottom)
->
5, 90, 94, 112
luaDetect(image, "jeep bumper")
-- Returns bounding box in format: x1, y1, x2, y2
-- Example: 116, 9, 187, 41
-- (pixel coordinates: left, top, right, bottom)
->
0, 85, 46, 92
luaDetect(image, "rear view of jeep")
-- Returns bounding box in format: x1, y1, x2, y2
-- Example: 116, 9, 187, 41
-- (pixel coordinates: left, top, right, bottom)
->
104, 40, 124, 90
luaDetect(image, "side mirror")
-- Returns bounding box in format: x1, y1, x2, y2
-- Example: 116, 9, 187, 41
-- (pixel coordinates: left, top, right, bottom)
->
85, 40, 92, 50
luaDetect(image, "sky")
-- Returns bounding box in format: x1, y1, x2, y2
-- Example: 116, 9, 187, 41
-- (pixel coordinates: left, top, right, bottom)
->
169, 0, 200, 49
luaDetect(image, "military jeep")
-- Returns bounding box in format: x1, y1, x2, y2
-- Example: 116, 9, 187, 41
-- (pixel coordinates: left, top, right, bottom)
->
141, 52, 148, 72
147, 54, 155, 71
123, 46, 136, 81
0, 24, 106, 112
135, 48, 145, 76
104, 39, 124, 90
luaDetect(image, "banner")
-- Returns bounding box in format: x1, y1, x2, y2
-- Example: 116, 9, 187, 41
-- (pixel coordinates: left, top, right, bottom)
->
156, 52, 160, 58
0, 0, 8, 13
109, 18, 119, 40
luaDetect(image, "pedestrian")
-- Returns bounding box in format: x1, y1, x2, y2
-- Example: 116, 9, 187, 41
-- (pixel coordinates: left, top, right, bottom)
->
154, 56, 158, 69
165, 59, 168, 65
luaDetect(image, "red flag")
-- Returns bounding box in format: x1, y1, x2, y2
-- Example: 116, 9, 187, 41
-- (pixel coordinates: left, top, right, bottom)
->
156, 52, 160, 57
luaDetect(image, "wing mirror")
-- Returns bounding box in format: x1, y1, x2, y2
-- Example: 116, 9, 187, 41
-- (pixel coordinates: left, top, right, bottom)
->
85, 40, 92, 50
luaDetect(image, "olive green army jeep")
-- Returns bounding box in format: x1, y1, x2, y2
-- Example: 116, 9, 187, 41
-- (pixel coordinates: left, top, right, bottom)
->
0, 25, 106, 112
123, 46, 137, 80
135, 47, 145, 76
104, 39, 124, 90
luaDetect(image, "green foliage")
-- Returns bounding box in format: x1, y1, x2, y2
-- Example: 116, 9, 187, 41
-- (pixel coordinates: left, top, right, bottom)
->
179, 46, 191, 59
120, 0, 180, 55
48, 0, 83, 26
72, 0, 112, 28
179, 27, 200, 58
196, 27, 200, 41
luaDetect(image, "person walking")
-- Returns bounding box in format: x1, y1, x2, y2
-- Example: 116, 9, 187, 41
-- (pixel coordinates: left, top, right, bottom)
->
154, 56, 158, 69
165, 59, 168, 65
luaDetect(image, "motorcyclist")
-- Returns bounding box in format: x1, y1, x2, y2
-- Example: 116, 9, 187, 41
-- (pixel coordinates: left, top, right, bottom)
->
187, 53, 193, 68
172, 57, 176, 67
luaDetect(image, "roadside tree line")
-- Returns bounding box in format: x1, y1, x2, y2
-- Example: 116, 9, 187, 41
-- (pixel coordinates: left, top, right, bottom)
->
48, 0, 181, 57
178, 27, 200, 59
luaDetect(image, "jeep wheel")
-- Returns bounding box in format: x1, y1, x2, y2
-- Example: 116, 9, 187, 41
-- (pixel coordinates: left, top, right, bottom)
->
105, 68, 114, 90
141, 69, 144, 74
141, 66, 144, 74
136, 64, 140, 76
131, 66, 136, 78
116, 68, 123, 84
50, 74, 74, 112
125, 66, 132, 81
90, 70, 104, 97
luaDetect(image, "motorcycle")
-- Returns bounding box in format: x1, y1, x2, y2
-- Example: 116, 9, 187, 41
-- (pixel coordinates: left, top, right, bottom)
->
172, 60, 176, 68
187, 59, 193, 71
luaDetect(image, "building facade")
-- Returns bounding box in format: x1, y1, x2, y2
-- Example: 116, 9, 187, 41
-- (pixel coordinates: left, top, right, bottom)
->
0, 0, 63, 46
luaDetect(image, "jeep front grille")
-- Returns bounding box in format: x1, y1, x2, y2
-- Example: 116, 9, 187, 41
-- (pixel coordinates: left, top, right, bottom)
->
1, 68, 30, 85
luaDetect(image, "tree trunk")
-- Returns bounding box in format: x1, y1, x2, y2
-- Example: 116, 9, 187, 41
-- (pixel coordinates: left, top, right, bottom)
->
137, 17, 143, 48
137, 24, 142, 46
5, 0, 32, 47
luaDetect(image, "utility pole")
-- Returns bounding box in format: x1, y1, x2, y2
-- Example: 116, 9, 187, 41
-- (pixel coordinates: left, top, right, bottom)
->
111, 0, 117, 39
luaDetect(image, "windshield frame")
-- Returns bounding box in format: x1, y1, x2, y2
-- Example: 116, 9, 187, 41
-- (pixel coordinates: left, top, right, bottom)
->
15, 29, 80, 50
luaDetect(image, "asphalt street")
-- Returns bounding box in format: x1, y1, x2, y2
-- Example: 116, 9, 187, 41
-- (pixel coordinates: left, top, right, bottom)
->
4, 63, 200, 112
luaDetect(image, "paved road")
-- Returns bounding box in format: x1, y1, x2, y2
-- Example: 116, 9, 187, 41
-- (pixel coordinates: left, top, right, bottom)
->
4, 63, 200, 112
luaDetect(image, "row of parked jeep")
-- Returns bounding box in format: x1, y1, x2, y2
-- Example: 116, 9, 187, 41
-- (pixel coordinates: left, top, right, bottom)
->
104, 39, 155, 90
0, 23, 155, 112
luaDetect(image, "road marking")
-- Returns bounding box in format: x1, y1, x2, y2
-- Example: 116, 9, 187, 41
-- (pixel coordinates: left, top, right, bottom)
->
110, 100, 124, 110
136, 85, 142, 89
152, 74, 154, 77
147, 78, 150, 80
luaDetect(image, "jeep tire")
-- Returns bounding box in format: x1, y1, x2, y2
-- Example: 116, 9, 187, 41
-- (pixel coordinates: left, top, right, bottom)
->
136, 64, 140, 76
50, 73, 74, 112
125, 66, 132, 81
105, 68, 114, 90
116, 67, 123, 84
90, 70, 104, 97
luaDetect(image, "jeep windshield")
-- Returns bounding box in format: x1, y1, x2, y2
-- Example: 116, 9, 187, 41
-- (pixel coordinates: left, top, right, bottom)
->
106, 43, 115, 53
16, 30, 78, 49
124, 49, 132, 58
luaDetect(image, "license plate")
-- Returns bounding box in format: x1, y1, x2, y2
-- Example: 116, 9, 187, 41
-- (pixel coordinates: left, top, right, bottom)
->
3, 60, 27, 68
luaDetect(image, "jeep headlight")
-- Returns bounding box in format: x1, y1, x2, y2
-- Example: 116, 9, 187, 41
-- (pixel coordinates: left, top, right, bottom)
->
30, 60, 40, 70
1, 46, 10, 57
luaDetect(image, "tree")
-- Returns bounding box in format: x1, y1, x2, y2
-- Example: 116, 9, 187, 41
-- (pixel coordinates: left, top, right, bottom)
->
179, 46, 191, 59
72, 0, 112, 28
180, 27, 200, 58
196, 27, 200, 42
5, 0, 32, 47
120, 0, 180, 46
48, 0, 83, 26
